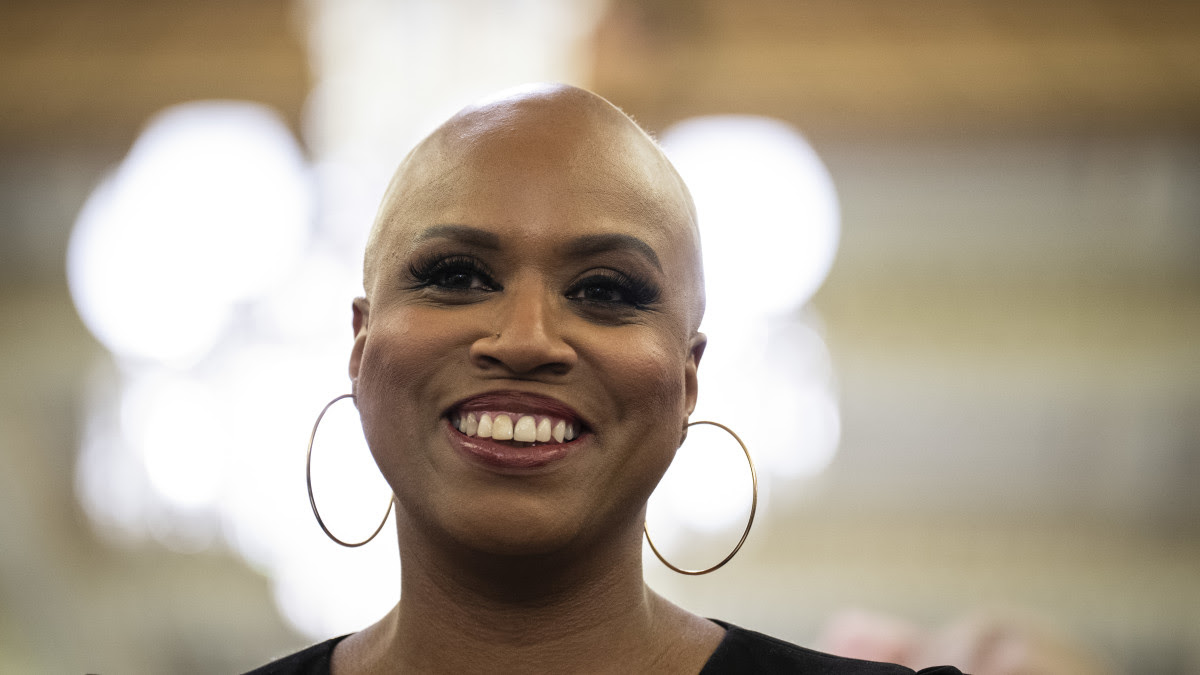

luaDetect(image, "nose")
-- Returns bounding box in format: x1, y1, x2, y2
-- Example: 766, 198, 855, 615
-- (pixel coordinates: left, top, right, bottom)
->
469, 281, 577, 377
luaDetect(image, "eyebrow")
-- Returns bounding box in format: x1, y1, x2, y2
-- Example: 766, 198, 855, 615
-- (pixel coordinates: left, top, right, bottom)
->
413, 224, 502, 249
564, 233, 662, 271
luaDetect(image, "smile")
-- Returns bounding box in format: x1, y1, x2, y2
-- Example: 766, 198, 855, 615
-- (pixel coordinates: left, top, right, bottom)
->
444, 391, 589, 469
452, 412, 577, 445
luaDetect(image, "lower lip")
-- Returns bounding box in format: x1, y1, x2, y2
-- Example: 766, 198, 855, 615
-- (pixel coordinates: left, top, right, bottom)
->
445, 420, 583, 470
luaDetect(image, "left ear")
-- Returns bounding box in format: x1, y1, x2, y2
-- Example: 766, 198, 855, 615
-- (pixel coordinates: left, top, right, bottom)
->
683, 331, 707, 417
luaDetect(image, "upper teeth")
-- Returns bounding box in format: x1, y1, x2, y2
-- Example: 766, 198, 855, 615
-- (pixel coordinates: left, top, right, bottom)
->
455, 412, 576, 443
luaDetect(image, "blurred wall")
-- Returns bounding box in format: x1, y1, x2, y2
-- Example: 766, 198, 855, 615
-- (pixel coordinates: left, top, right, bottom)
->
0, 1, 310, 672
1, 0, 1197, 672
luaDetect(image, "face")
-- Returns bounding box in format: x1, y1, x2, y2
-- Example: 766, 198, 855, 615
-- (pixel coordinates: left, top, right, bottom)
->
349, 91, 705, 558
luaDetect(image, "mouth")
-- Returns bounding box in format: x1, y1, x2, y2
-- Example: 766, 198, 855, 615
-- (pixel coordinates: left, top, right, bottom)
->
452, 411, 579, 446
447, 391, 586, 446
444, 391, 589, 468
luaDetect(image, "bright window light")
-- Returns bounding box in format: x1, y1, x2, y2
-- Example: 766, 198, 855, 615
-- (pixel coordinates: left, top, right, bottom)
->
67, 101, 312, 366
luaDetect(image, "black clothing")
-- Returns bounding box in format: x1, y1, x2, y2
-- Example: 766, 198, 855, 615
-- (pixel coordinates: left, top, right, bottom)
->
246, 635, 338, 675
698, 620, 961, 674
244, 620, 963, 674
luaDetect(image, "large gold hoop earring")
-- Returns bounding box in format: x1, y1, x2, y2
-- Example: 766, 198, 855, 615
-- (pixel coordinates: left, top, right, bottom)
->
644, 420, 758, 575
306, 393, 394, 547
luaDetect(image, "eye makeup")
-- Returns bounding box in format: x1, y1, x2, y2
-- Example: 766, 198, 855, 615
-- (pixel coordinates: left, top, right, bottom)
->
407, 252, 500, 293
566, 268, 660, 309
400, 226, 665, 314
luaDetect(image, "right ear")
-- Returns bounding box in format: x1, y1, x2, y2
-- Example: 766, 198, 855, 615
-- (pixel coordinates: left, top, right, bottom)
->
349, 297, 370, 384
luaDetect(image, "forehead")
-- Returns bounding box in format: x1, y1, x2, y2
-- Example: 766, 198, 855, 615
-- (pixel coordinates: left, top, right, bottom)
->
376, 106, 695, 261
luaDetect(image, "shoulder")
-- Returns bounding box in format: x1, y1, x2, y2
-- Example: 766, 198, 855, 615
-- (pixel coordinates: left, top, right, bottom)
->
700, 620, 963, 675
241, 635, 348, 675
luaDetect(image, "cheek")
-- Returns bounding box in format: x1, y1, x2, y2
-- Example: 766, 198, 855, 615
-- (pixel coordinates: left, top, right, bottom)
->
354, 310, 461, 470
589, 335, 690, 522
603, 333, 690, 425
358, 308, 460, 394
590, 329, 692, 501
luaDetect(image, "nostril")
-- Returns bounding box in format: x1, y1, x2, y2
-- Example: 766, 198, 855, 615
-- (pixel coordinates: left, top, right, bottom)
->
469, 330, 577, 377
474, 353, 502, 367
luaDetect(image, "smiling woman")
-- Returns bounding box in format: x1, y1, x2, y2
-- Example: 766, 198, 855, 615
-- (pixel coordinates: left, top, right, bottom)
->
247, 84, 962, 674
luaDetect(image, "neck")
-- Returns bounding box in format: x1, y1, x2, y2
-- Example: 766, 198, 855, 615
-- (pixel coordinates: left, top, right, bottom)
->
347, 511, 690, 674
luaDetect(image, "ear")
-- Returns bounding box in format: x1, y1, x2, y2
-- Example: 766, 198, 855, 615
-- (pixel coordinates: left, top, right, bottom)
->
349, 297, 370, 385
683, 331, 707, 417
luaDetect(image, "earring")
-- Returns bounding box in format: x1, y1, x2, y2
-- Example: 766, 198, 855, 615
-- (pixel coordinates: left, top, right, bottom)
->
306, 393, 394, 547
644, 420, 758, 575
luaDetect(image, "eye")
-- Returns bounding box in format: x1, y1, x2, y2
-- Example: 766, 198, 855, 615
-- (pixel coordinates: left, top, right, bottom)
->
565, 270, 659, 308
409, 255, 499, 292
573, 282, 625, 303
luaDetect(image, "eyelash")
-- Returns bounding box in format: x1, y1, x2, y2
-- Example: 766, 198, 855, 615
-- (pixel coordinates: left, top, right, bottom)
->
565, 270, 660, 309
407, 254, 660, 309
409, 254, 499, 293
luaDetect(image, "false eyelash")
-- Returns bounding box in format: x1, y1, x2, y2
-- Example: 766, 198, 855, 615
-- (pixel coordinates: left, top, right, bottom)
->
407, 253, 499, 290
570, 269, 661, 308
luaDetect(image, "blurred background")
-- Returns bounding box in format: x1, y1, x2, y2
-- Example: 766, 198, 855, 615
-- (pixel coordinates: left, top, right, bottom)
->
1, 0, 1197, 672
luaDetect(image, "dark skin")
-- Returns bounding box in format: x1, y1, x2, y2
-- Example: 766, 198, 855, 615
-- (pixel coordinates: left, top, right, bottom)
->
339, 84, 719, 674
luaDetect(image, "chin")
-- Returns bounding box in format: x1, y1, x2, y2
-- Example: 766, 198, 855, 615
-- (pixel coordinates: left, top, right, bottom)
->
437, 495, 600, 559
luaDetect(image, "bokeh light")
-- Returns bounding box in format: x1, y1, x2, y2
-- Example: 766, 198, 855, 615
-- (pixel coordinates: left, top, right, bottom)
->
653, 116, 842, 539
67, 101, 312, 366
660, 115, 840, 320
65, 100, 397, 638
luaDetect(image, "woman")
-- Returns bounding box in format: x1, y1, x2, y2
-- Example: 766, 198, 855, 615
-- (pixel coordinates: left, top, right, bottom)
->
249, 84, 961, 674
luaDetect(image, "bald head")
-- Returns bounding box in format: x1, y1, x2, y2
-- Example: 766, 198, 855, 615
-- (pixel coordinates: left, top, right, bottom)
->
363, 83, 704, 328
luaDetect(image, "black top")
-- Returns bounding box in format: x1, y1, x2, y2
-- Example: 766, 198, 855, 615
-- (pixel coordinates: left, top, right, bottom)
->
244, 620, 963, 674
